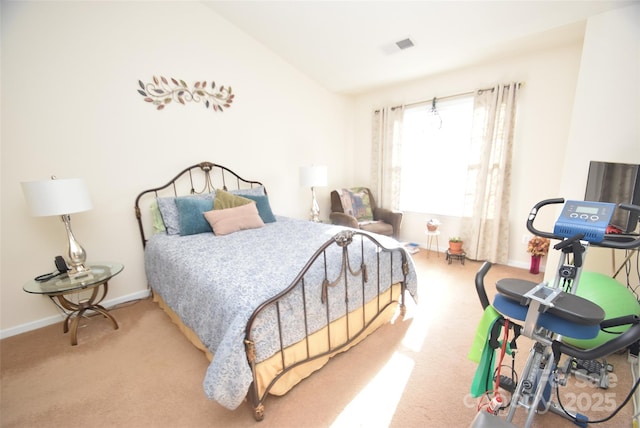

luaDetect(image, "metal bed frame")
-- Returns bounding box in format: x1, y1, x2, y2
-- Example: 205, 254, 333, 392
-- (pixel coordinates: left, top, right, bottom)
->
134, 162, 410, 420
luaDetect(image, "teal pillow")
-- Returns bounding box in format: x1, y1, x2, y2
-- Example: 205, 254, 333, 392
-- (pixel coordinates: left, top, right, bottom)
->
157, 192, 214, 235
175, 197, 214, 236
242, 194, 276, 223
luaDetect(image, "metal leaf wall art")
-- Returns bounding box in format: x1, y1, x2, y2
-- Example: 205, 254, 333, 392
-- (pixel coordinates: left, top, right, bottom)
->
137, 76, 235, 112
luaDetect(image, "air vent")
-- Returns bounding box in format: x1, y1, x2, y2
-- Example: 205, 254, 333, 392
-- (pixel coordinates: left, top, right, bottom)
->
395, 38, 414, 50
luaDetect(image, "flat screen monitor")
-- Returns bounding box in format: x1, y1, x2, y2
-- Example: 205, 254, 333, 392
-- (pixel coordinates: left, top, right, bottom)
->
584, 161, 640, 233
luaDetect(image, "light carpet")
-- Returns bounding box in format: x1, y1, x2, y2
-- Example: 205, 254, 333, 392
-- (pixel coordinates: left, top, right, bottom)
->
1, 250, 635, 427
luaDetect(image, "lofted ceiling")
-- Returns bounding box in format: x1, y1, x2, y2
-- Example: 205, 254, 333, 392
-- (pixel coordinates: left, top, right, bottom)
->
204, 0, 636, 95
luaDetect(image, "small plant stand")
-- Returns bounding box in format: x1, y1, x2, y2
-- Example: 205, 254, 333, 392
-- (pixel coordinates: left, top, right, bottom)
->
424, 230, 440, 257
445, 249, 466, 265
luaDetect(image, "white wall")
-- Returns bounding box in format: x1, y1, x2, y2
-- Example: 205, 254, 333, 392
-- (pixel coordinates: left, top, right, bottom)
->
3, 2, 638, 337
353, 40, 584, 268
545, 4, 640, 277
1, 2, 354, 335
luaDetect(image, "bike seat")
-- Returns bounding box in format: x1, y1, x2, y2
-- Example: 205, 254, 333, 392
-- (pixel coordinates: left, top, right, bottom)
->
493, 278, 605, 339
496, 279, 605, 326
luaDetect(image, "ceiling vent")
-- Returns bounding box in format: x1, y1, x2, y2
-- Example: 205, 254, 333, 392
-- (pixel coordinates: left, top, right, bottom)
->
395, 38, 415, 50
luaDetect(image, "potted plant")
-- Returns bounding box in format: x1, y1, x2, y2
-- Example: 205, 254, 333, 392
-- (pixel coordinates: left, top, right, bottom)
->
426, 218, 440, 232
448, 236, 464, 254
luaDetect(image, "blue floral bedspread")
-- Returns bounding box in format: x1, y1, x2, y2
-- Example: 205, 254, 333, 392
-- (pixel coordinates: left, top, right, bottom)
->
144, 216, 417, 409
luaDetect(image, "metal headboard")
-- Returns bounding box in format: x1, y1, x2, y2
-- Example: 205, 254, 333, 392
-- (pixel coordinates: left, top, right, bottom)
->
134, 161, 264, 248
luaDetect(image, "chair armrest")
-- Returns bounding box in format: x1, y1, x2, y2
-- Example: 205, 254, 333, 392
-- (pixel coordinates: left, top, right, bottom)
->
374, 207, 403, 238
330, 212, 359, 229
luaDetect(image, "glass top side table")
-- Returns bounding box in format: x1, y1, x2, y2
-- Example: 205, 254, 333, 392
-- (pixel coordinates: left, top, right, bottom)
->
23, 262, 123, 345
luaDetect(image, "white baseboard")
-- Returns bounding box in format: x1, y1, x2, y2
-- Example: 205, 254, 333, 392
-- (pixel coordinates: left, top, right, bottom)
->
508, 260, 530, 270
419, 245, 538, 272
0, 289, 151, 340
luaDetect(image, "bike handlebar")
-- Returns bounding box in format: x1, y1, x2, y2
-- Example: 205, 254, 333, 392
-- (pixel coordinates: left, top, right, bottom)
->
557, 321, 640, 361
475, 261, 492, 311
526, 198, 640, 249
600, 314, 640, 329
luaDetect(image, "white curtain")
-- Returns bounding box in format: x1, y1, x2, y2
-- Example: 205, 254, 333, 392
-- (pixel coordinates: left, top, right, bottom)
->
460, 83, 520, 263
371, 106, 404, 209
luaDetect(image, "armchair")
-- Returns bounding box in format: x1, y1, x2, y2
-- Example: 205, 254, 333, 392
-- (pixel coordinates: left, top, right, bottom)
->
329, 187, 403, 239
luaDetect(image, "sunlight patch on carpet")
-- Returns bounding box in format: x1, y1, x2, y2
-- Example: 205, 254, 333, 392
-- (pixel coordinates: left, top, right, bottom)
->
330, 351, 414, 427
400, 276, 453, 353
401, 306, 434, 353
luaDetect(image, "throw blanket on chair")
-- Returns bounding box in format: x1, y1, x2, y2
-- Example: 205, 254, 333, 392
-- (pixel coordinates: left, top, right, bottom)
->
337, 188, 374, 221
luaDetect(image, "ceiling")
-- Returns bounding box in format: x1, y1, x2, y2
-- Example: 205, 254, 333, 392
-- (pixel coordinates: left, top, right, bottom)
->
204, 0, 636, 95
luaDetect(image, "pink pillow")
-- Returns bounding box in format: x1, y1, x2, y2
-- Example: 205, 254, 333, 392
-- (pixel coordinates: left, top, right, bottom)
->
203, 202, 265, 235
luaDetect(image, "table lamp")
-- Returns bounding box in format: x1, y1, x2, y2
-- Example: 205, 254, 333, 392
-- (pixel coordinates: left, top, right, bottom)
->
21, 177, 93, 278
299, 165, 327, 222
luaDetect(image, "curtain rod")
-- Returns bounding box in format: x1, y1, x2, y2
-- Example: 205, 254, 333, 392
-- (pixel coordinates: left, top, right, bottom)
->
400, 89, 474, 109
380, 82, 523, 112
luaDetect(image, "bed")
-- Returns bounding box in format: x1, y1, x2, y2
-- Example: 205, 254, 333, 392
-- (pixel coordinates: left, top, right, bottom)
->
134, 161, 418, 420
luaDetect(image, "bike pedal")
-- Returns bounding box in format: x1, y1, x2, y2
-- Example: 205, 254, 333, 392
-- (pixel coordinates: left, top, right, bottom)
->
497, 375, 516, 393
571, 357, 610, 375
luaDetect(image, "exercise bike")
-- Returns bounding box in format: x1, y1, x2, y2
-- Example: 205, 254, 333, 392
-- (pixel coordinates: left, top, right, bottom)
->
470, 198, 640, 428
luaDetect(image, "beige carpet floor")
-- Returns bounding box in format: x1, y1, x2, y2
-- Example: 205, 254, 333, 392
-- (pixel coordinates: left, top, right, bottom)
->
1, 250, 636, 427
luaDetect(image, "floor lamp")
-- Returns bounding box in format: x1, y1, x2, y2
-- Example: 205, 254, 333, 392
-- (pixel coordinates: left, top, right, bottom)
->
300, 165, 327, 222
22, 177, 93, 278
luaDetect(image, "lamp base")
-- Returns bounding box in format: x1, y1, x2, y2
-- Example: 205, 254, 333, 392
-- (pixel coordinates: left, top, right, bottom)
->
68, 266, 93, 281
309, 186, 321, 222
62, 214, 92, 280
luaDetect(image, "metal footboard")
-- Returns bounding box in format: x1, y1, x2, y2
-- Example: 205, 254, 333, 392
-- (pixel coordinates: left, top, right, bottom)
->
244, 230, 409, 421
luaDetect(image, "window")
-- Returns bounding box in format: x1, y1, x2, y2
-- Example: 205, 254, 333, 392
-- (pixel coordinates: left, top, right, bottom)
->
398, 96, 474, 216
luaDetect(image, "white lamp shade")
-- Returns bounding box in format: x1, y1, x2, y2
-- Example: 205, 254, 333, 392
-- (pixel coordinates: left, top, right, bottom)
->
21, 178, 93, 217
299, 165, 328, 187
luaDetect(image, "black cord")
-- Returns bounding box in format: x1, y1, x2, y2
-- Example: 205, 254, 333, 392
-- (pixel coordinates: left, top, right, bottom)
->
34, 271, 65, 282
492, 363, 518, 408
600, 328, 624, 335
493, 363, 519, 388
555, 370, 640, 423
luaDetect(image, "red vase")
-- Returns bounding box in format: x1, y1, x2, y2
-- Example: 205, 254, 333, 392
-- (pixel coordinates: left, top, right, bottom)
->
529, 255, 541, 274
